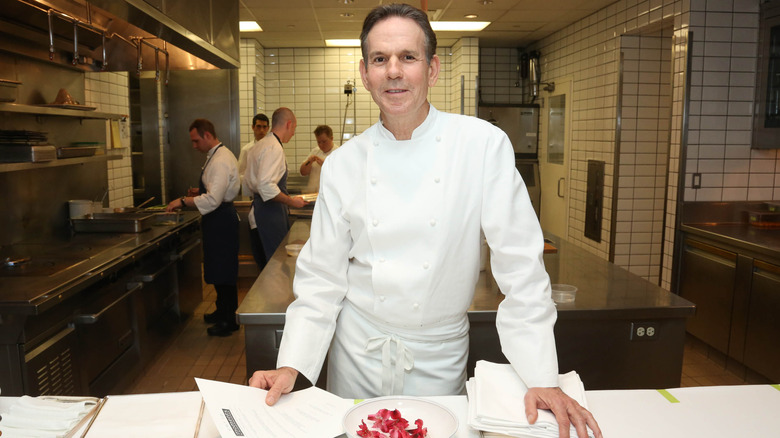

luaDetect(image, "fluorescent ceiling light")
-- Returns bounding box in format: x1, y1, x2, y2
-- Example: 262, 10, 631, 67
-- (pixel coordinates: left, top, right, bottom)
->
430, 21, 490, 31
240, 21, 262, 32
326, 39, 361, 47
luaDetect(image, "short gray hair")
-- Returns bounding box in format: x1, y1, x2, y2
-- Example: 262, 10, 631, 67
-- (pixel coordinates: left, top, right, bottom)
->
360, 3, 437, 65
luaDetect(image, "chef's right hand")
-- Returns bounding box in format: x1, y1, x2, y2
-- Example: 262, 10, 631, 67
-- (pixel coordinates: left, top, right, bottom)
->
248, 366, 299, 406
288, 196, 308, 209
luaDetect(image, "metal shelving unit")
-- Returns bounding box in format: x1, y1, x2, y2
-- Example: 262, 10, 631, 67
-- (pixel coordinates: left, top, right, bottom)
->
0, 102, 126, 173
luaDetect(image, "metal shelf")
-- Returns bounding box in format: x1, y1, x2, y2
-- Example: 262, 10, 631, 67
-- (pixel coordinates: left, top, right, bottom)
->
0, 153, 123, 173
0, 103, 125, 120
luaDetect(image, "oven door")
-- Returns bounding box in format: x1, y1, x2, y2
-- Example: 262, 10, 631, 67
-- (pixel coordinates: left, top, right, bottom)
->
72, 275, 141, 395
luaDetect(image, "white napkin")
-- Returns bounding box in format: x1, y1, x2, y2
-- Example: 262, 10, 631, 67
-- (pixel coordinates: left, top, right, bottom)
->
467, 361, 595, 438
0, 396, 97, 438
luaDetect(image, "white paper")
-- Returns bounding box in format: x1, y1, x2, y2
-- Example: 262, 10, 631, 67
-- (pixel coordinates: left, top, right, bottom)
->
195, 378, 354, 438
82, 392, 203, 438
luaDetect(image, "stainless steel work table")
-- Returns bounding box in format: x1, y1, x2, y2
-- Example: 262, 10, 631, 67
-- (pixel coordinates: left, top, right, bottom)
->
238, 219, 695, 390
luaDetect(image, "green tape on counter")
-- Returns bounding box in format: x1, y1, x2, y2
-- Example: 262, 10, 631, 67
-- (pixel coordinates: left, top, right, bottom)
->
657, 389, 680, 403
772, 384, 780, 392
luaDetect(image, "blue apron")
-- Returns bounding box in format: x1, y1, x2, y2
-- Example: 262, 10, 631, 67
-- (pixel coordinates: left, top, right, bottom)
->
199, 144, 239, 285
252, 166, 290, 261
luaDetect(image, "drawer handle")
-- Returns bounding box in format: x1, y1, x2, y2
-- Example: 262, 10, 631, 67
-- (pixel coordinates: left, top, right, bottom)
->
73, 283, 142, 325
171, 238, 201, 261
135, 260, 176, 282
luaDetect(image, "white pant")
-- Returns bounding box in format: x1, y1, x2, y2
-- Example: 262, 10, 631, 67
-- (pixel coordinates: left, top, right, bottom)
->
326, 302, 469, 399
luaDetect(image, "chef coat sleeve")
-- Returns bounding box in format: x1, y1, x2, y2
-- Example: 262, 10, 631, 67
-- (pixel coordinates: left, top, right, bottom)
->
256, 142, 285, 201
193, 151, 232, 215
276, 157, 350, 384
480, 130, 559, 389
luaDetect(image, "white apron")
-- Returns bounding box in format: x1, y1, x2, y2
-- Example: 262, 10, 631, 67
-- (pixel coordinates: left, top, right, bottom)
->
326, 301, 469, 398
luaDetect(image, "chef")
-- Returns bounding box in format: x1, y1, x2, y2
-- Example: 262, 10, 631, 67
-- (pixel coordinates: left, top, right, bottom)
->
248, 4, 601, 438
242, 107, 308, 266
299, 124, 337, 193
166, 118, 240, 337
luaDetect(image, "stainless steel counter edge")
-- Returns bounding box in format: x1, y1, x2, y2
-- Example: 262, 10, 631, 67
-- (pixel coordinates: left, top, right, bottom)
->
0, 211, 201, 314
681, 223, 780, 262
237, 220, 695, 324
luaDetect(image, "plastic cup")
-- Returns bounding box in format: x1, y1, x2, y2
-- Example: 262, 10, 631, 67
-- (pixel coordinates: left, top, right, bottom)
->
551, 284, 577, 303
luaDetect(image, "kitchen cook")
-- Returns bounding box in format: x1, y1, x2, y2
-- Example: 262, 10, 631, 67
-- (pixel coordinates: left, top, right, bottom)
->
166, 118, 240, 337
242, 107, 308, 264
248, 4, 601, 438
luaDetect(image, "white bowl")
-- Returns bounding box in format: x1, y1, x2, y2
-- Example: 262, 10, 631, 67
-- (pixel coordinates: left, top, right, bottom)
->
551, 284, 577, 303
285, 243, 303, 257
343, 396, 458, 438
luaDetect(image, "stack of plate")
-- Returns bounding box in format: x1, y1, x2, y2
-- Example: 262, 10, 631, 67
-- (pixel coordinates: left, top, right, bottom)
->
0, 130, 55, 162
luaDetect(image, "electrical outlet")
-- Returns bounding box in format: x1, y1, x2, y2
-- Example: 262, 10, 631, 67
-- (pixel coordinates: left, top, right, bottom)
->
630, 322, 658, 341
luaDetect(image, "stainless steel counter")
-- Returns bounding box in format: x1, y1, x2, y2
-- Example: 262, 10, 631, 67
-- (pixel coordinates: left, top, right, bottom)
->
0, 211, 201, 315
681, 222, 780, 262
238, 219, 695, 390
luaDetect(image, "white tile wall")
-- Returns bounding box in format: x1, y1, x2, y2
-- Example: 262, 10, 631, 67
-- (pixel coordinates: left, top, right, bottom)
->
239, 39, 265, 146
242, 42, 477, 170
84, 71, 133, 208
480, 0, 777, 290
616, 32, 672, 283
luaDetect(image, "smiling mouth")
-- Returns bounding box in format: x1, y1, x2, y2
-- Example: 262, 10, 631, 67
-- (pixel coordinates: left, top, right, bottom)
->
386, 89, 406, 94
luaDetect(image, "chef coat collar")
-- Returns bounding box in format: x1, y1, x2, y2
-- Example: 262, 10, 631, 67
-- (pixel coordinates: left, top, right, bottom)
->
205, 142, 222, 159
377, 105, 439, 141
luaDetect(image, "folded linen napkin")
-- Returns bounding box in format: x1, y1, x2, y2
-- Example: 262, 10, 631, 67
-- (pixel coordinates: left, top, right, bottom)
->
467, 360, 595, 438
0, 396, 96, 438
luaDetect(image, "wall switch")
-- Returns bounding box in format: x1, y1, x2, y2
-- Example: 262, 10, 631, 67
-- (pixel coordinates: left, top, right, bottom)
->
630, 322, 659, 341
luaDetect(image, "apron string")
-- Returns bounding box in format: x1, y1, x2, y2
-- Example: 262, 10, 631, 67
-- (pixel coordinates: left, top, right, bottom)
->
365, 335, 414, 395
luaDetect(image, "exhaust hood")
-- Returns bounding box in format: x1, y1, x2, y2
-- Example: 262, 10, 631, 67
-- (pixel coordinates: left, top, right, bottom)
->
0, 0, 239, 76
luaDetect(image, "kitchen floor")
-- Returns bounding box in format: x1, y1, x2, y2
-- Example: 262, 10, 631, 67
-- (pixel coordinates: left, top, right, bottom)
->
126, 280, 763, 394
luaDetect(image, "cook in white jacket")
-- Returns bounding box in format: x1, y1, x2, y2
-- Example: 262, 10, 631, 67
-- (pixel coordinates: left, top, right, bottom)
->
249, 5, 601, 438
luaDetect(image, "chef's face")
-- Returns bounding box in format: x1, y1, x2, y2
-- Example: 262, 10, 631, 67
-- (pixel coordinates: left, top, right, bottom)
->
360, 16, 440, 126
252, 119, 269, 141
316, 133, 334, 153
189, 128, 212, 153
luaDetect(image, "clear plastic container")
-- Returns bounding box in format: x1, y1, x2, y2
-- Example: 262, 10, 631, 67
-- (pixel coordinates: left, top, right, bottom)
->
551, 284, 577, 303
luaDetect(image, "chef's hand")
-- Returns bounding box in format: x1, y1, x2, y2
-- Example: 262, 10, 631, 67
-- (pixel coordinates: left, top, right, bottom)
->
312, 156, 324, 166
288, 196, 308, 209
524, 387, 602, 438
248, 366, 299, 406
165, 198, 181, 212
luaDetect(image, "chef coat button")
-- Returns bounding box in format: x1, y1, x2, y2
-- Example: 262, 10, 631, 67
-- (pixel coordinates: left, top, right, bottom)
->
372, 219, 379, 227
373, 141, 379, 147
379, 257, 386, 263
370, 177, 377, 184
413, 303, 420, 309
434, 177, 441, 183
423, 262, 430, 269
379, 296, 386, 302
430, 219, 437, 227
436, 136, 441, 142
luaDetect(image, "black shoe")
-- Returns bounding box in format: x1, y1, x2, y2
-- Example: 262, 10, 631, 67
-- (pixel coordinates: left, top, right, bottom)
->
203, 311, 220, 324
207, 321, 240, 337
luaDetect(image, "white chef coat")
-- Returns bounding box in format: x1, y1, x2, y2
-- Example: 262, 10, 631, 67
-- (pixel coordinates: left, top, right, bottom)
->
277, 106, 558, 398
193, 144, 240, 215
237, 139, 258, 183
300, 145, 337, 193
243, 134, 287, 229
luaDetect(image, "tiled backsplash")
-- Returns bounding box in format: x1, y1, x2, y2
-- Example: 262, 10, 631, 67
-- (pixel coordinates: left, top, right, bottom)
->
84, 71, 132, 208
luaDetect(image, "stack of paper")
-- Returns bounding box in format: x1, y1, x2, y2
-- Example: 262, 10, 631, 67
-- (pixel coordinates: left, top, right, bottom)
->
0, 395, 97, 438
467, 361, 595, 438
